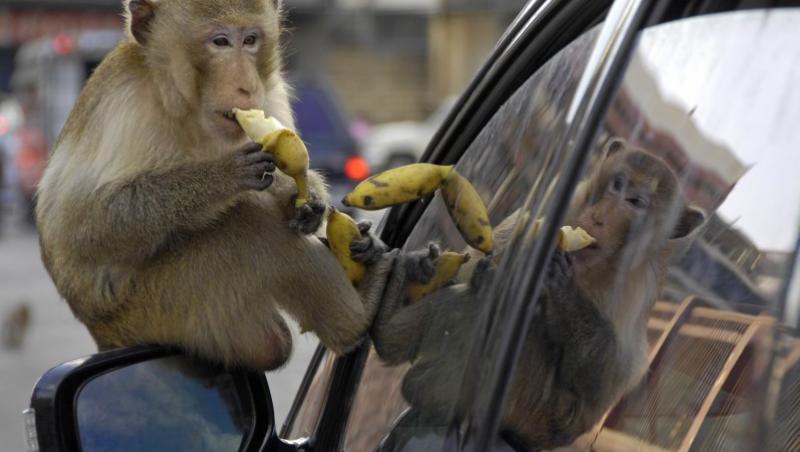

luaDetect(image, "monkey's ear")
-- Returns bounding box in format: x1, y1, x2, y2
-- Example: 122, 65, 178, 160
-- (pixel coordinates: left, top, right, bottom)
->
603, 138, 628, 158
670, 205, 706, 240
127, 0, 158, 46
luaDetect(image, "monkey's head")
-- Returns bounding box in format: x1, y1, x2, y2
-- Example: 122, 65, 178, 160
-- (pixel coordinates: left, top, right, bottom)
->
125, 0, 283, 143
570, 139, 705, 271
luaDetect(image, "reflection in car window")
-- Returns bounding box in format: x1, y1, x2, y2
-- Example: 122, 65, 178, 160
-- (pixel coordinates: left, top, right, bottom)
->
569, 10, 800, 451
283, 350, 337, 441
344, 23, 606, 451
346, 7, 800, 452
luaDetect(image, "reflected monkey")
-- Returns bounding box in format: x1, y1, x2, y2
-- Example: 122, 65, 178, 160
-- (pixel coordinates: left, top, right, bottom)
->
371, 139, 706, 450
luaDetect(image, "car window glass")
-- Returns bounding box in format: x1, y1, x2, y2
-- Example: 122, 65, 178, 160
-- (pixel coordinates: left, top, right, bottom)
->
560, 10, 800, 451
283, 349, 337, 441
343, 22, 606, 452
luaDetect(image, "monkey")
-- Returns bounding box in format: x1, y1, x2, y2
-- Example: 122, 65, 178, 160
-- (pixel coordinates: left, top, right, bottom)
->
370, 139, 706, 450
1, 301, 32, 350
35, 0, 396, 371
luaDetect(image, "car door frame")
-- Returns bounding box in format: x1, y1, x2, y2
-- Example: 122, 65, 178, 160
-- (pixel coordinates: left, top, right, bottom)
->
280, 0, 794, 450
280, 0, 615, 448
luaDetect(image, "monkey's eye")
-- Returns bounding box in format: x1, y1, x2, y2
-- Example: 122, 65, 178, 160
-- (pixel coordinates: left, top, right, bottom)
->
243, 34, 258, 46
609, 175, 625, 194
627, 196, 650, 210
212, 36, 231, 47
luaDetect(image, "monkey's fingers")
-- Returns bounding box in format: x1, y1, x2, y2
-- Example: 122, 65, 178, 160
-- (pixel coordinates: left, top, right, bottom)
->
356, 220, 373, 236
350, 232, 390, 266
404, 242, 442, 284
288, 197, 326, 234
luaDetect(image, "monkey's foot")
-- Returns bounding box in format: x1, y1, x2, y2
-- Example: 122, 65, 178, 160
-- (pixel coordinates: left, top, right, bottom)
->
403, 243, 441, 284
289, 195, 327, 234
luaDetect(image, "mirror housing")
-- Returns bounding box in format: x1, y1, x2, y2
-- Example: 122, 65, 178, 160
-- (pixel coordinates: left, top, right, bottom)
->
28, 346, 308, 452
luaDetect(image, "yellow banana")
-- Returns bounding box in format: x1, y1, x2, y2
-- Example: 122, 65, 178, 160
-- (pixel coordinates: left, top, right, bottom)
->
326, 208, 367, 285
342, 163, 454, 210
232, 108, 310, 208
440, 170, 494, 254
407, 251, 470, 303
526, 217, 595, 252
558, 226, 595, 252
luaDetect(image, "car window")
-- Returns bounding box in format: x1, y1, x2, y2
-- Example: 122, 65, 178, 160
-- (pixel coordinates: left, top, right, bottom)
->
282, 349, 337, 441
343, 22, 607, 452
344, 7, 800, 452
562, 9, 800, 451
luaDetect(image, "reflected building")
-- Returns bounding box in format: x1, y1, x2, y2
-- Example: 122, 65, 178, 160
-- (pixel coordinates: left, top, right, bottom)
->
600, 53, 790, 309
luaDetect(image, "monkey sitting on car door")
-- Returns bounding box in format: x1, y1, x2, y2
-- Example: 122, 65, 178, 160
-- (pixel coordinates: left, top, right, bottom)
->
370, 139, 706, 451
35, 0, 431, 371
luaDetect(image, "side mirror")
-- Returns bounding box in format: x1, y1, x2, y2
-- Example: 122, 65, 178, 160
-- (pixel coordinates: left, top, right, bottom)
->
27, 346, 310, 452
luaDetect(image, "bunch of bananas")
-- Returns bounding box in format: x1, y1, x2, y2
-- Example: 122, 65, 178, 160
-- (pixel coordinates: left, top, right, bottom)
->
343, 163, 494, 254
232, 108, 310, 208
231, 110, 594, 299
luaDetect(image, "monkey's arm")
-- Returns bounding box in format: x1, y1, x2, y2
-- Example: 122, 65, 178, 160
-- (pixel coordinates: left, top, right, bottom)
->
540, 253, 618, 407
67, 143, 273, 265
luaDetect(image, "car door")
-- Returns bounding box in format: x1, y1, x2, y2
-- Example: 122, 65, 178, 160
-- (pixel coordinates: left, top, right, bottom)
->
282, 0, 800, 451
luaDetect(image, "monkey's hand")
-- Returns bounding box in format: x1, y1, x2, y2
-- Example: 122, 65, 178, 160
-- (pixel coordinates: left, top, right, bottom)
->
288, 193, 327, 234
404, 243, 441, 285
350, 220, 390, 266
225, 142, 277, 191
539, 251, 585, 345
469, 256, 496, 292
546, 251, 575, 294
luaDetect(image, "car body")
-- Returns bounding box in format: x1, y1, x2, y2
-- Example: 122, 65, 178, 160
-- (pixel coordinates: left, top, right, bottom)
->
27, 1, 800, 451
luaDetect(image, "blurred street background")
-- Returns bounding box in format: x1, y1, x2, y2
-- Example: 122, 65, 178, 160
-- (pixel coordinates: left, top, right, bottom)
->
0, 0, 525, 449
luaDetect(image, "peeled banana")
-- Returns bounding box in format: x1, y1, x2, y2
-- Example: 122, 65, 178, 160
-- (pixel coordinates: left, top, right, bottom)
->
558, 226, 595, 252
441, 171, 493, 254
232, 108, 310, 208
342, 163, 454, 210
407, 251, 470, 303
326, 208, 367, 285
529, 217, 595, 252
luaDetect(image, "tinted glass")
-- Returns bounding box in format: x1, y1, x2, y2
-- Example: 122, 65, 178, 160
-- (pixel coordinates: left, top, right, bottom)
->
76, 356, 253, 452
344, 7, 800, 452
343, 23, 606, 452
563, 10, 800, 451
283, 350, 337, 441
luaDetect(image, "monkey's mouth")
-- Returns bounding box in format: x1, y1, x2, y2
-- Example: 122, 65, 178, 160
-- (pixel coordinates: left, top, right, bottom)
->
219, 110, 243, 130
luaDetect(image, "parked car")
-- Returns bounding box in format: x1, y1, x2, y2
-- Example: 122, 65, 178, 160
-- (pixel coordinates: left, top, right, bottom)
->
27, 1, 800, 451
361, 97, 456, 171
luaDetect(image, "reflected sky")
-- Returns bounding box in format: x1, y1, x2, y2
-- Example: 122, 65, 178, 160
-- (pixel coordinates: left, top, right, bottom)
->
634, 9, 800, 251
76, 356, 250, 452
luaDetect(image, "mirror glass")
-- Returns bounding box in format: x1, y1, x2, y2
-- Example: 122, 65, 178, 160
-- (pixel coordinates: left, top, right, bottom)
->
76, 355, 255, 452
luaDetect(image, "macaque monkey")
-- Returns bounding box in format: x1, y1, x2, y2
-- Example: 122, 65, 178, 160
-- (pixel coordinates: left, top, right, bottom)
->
371, 139, 706, 450
36, 0, 390, 370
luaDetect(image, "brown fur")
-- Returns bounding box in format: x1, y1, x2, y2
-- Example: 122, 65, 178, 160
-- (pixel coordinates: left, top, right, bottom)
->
371, 141, 705, 449
36, 0, 374, 370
